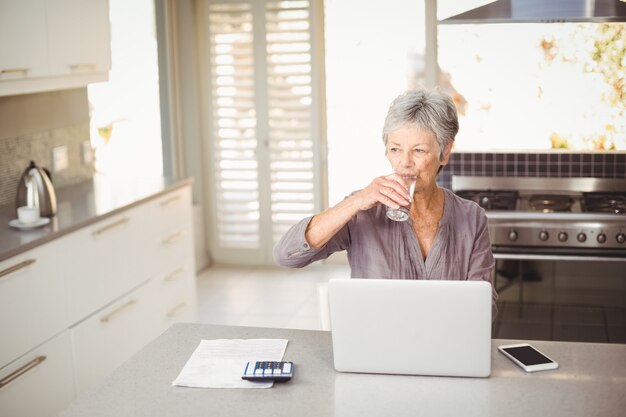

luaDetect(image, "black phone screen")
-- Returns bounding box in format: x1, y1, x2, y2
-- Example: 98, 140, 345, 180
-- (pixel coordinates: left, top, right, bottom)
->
502, 345, 553, 366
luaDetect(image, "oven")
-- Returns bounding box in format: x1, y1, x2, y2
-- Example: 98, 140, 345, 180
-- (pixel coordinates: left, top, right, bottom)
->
452, 176, 626, 343
452, 176, 626, 263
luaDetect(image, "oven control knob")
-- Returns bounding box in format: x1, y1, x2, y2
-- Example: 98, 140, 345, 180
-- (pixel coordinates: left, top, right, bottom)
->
577, 233, 587, 243
597, 233, 607, 244
617, 233, 626, 244
539, 231, 549, 241
558, 232, 568, 242
508, 230, 518, 241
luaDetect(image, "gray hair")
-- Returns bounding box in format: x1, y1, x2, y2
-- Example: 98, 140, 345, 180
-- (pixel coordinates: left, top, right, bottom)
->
382, 89, 459, 160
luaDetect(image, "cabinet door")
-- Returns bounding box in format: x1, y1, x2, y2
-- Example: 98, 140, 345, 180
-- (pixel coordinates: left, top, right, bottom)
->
66, 205, 153, 323
0, 240, 71, 369
70, 281, 154, 395
46, 0, 111, 76
146, 186, 195, 277
0, 0, 49, 79
0, 331, 75, 417
151, 261, 198, 335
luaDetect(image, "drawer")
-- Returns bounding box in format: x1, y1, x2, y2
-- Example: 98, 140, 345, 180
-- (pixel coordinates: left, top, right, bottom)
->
66, 208, 151, 323
0, 241, 71, 368
0, 330, 75, 417
143, 187, 194, 277
147, 187, 193, 235
70, 280, 155, 395
150, 268, 198, 335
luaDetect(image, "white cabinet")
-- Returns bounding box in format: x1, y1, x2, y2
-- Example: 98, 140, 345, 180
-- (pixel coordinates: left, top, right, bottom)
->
0, 183, 197, 415
70, 185, 198, 394
0, 238, 71, 369
66, 207, 149, 324
144, 187, 198, 335
0, 331, 75, 417
46, 0, 111, 76
0, 0, 111, 96
71, 281, 155, 395
0, 0, 49, 79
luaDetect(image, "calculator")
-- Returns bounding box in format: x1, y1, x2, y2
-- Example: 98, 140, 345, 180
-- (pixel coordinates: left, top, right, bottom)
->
241, 361, 294, 382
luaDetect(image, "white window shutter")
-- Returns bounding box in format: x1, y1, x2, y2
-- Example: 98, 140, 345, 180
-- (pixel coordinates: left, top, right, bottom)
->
266, 1, 316, 244
205, 0, 323, 264
208, 2, 260, 249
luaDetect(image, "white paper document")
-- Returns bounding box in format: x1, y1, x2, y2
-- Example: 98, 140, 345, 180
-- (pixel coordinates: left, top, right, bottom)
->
172, 339, 289, 389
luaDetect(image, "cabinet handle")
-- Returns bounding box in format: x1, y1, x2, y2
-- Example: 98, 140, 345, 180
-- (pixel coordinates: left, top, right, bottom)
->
160, 195, 181, 207
69, 63, 98, 71
1, 68, 31, 76
0, 259, 36, 280
100, 299, 136, 323
162, 231, 183, 245
93, 218, 130, 236
166, 302, 187, 318
164, 267, 185, 282
0, 356, 46, 389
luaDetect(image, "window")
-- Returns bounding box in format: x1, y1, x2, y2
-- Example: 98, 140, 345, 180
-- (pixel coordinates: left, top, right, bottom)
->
88, 0, 163, 177
438, 22, 626, 152
324, 0, 426, 205
203, 0, 324, 264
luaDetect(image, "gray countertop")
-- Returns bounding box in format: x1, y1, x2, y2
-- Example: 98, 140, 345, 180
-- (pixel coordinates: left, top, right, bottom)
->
58, 323, 626, 417
0, 175, 193, 262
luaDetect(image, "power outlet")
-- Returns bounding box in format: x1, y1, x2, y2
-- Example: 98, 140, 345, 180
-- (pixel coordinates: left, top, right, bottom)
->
52, 145, 69, 172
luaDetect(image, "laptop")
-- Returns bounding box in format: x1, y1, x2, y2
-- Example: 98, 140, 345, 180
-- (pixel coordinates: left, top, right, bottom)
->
328, 278, 492, 378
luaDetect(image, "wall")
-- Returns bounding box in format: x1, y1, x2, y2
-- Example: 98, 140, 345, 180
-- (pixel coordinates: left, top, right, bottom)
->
439, 152, 626, 189
0, 88, 94, 208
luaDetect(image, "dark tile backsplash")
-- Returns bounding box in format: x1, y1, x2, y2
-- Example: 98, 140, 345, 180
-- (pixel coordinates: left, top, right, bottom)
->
438, 152, 626, 189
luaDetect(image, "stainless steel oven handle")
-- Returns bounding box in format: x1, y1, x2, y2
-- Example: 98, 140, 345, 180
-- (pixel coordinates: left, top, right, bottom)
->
494, 253, 626, 262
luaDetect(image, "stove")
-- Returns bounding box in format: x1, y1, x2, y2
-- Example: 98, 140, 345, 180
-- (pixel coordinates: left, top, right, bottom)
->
581, 192, 626, 215
453, 177, 626, 261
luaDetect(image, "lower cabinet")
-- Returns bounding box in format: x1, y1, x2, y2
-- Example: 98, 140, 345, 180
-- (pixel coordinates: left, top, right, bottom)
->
0, 182, 197, 415
0, 331, 75, 417
151, 263, 198, 336
70, 280, 155, 395
71, 268, 197, 395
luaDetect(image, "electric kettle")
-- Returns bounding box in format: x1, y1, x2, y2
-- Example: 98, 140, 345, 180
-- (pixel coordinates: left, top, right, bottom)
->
15, 160, 57, 217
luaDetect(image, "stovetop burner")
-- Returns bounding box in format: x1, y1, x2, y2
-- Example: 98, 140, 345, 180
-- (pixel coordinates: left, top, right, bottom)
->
581, 192, 626, 215
528, 194, 574, 213
455, 190, 518, 211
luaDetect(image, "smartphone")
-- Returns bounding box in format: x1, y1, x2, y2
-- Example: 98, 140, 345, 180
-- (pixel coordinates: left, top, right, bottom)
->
498, 343, 559, 372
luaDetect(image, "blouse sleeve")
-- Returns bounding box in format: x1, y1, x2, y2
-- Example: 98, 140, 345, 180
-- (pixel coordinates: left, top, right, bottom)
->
467, 210, 498, 319
273, 216, 351, 268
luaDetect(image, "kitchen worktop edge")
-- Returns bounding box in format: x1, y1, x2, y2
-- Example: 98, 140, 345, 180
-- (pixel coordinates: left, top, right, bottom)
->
0, 175, 194, 263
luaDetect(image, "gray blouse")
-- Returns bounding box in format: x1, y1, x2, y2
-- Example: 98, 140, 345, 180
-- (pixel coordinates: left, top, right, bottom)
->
273, 188, 498, 315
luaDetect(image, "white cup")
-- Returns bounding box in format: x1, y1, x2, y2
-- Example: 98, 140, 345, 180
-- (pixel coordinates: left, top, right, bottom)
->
17, 206, 40, 224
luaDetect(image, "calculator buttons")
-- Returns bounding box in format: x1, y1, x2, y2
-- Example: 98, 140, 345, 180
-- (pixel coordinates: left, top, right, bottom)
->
242, 361, 294, 382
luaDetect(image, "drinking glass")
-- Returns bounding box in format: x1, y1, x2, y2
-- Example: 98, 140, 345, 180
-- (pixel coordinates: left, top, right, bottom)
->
385, 178, 416, 222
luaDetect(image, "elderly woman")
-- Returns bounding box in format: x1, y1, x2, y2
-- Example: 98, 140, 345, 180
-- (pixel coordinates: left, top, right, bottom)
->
273, 89, 497, 314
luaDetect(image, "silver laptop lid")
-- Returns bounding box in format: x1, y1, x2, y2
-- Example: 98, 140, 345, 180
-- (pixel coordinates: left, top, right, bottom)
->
328, 278, 492, 378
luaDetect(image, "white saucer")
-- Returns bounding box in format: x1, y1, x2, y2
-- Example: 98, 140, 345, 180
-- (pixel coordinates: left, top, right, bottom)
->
9, 217, 51, 229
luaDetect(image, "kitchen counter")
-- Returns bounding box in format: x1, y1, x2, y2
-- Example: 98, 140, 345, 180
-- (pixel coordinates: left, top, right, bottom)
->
58, 323, 626, 417
0, 175, 193, 262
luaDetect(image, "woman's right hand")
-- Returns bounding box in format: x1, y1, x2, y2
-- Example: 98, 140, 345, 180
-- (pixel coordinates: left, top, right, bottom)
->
353, 174, 412, 212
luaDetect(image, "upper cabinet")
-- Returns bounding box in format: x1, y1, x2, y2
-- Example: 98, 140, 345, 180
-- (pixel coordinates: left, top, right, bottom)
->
46, 0, 111, 76
0, 0, 111, 97
0, 0, 49, 80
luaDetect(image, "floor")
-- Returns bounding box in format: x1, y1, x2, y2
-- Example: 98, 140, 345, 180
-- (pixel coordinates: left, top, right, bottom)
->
196, 263, 626, 344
